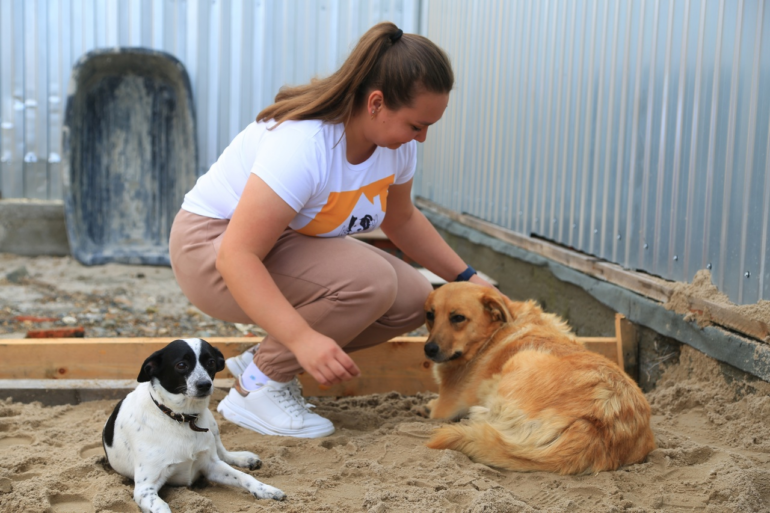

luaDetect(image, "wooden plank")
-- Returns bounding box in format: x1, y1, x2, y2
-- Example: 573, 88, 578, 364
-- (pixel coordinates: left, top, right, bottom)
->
687, 297, 770, 343
577, 337, 618, 364
416, 197, 770, 344
616, 314, 639, 381
350, 227, 389, 240
418, 268, 498, 287
614, 315, 626, 370
0, 337, 428, 383
298, 338, 437, 396
416, 198, 673, 303
0, 337, 259, 380
0, 333, 622, 386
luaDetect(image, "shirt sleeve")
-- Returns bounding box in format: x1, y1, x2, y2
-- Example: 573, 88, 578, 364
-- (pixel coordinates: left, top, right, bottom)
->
250, 123, 325, 212
395, 140, 418, 185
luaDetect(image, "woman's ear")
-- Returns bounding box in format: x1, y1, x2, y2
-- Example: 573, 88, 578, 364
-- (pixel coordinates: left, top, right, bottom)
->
367, 90, 384, 115
482, 293, 511, 323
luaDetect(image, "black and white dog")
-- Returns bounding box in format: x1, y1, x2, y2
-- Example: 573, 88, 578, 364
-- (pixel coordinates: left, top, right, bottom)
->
102, 338, 285, 513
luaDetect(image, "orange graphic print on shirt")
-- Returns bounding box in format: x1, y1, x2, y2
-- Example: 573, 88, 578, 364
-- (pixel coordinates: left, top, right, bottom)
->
296, 175, 394, 237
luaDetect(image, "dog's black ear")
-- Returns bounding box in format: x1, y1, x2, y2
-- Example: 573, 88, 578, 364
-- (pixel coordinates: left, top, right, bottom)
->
199, 338, 226, 373
137, 349, 163, 382
211, 346, 225, 373
482, 293, 511, 323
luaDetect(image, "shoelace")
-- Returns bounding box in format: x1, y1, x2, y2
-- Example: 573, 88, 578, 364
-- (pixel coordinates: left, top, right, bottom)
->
286, 379, 315, 410
268, 382, 313, 417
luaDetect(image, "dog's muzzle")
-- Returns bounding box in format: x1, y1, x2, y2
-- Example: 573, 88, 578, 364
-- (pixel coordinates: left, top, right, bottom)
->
424, 341, 440, 359
194, 380, 213, 397
424, 341, 463, 363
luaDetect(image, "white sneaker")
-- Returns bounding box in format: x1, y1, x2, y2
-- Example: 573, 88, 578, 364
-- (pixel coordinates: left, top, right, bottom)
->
217, 377, 335, 438
225, 348, 257, 377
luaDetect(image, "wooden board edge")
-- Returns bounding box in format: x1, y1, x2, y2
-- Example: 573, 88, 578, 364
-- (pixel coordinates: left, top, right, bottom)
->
0, 336, 428, 346
416, 196, 769, 345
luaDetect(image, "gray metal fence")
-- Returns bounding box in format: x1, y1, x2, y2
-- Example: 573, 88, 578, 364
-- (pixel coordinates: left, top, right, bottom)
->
0, 0, 422, 200
3, 0, 769, 306
417, 0, 770, 305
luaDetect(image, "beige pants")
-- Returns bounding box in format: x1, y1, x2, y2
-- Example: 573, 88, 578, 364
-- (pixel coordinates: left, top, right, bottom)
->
169, 209, 432, 381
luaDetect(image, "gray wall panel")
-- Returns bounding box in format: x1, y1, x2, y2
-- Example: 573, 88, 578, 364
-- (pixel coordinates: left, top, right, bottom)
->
0, 0, 420, 198
418, 0, 770, 305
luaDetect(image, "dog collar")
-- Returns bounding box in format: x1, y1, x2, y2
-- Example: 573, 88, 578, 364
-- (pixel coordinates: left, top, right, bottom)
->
149, 390, 209, 432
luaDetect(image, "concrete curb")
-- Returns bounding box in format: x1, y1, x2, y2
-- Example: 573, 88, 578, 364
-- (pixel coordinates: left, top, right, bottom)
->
423, 208, 770, 382
0, 199, 70, 256
0, 379, 234, 406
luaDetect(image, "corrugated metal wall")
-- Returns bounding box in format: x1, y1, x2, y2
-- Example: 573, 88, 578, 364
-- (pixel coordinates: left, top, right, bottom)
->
3, 0, 769, 306
0, 0, 421, 200
418, 0, 770, 305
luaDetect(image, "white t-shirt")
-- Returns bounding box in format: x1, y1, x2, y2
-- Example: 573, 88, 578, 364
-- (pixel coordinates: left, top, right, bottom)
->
181, 120, 417, 237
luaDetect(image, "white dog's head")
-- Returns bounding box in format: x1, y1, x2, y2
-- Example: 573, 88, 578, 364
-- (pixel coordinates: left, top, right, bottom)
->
137, 338, 225, 398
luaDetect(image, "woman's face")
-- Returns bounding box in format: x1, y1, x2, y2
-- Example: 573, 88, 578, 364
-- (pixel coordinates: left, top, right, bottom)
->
368, 91, 449, 149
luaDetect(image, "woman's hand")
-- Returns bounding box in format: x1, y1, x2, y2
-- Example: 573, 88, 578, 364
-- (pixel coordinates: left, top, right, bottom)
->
293, 331, 361, 386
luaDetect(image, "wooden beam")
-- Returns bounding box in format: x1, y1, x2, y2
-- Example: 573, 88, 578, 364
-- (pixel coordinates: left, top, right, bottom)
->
417, 196, 769, 344
615, 314, 639, 381
0, 337, 259, 380
0, 332, 623, 396
686, 296, 770, 343
350, 228, 389, 240
298, 338, 436, 396
417, 197, 672, 303
576, 337, 618, 364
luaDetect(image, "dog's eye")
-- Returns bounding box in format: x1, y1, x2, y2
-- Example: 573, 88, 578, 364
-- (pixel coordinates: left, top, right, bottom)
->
450, 314, 466, 323
206, 359, 215, 368
426, 311, 434, 322
175, 362, 188, 371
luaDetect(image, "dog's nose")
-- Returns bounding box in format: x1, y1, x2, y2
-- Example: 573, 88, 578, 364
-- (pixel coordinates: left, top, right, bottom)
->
195, 380, 212, 392
424, 342, 439, 358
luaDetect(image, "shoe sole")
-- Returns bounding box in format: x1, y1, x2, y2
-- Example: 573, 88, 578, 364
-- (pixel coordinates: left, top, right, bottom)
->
225, 355, 250, 377
217, 395, 335, 439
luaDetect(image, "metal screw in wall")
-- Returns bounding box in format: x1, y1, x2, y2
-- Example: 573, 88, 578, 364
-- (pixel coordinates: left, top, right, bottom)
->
745, 271, 751, 278
707, 263, 712, 270
673, 255, 678, 261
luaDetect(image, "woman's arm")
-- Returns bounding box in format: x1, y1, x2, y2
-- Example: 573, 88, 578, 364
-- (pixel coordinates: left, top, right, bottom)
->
216, 174, 360, 385
380, 179, 494, 288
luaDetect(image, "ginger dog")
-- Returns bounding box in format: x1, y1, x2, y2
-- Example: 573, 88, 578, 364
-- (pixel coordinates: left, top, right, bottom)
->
422, 282, 655, 475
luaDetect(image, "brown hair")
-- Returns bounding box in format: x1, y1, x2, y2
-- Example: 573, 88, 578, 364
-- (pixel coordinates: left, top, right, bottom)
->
256, 22, 454, 127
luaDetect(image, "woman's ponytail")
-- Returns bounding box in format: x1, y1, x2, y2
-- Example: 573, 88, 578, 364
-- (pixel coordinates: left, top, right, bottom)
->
257, 22, 453, 127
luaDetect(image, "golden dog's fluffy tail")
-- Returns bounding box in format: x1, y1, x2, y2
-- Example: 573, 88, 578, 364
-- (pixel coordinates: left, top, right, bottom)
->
427, 401, 654, 475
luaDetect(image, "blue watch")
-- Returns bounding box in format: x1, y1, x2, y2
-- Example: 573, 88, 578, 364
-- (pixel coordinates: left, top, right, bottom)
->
455, 265, 477, 282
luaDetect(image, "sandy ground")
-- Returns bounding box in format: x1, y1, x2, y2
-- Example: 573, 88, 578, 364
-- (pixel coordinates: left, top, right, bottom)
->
664, 269, 770, 328
1, 255, 770, 512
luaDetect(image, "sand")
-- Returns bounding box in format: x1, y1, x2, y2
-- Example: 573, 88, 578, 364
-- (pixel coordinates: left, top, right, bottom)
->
1, 346, 769, 512
1, 255, 770, 512
665, 269, 770, 329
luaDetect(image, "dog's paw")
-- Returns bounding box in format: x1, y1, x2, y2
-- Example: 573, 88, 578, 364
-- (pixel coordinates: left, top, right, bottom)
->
414, 398, 437, 418
252, 484, 286, 501
228, 451, 262, 470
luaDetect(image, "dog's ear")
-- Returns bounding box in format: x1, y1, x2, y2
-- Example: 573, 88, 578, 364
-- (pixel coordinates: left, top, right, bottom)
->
137, 349, 163, 382
211, 345, 225, 373
482, 293, 511, 323
199, 338, 226, 373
